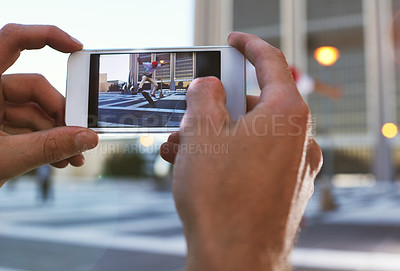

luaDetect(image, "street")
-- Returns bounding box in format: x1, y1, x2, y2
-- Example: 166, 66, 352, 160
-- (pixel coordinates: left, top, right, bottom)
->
0, 177, 400, 271
98, 92, 186, 127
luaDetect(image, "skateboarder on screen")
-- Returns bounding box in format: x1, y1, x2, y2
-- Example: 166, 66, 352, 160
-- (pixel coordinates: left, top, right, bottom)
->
137, 57, 169, 98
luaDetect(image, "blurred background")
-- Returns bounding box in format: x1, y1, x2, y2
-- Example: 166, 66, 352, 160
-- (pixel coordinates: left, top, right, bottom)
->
1, 0, 400, 270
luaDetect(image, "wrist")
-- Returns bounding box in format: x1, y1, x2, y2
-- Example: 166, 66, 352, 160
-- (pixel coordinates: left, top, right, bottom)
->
184, 221, 290, 271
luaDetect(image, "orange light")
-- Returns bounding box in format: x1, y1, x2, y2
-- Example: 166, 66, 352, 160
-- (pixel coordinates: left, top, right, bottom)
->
382, 123, 398, 139
314, 46, 340, 66
140, 135, 154, 147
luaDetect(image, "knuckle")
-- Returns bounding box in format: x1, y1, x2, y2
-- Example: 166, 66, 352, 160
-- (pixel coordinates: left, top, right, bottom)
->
243, 33, 259, 42
30, 73, 47, 83
244, 37, 258, 55
282, 101, 311, 133
286, 98, 310, 117
246, 36, 285, 61
297, 101, 310, 116
42, 133, 63, 163
0, 23, 19, 36
44, 25, 59, 36
244, 35, 261, 49
265, 46, 286, 63
271, 47, 286, 60
29, 74, 49, 90
257, 47, 270, 61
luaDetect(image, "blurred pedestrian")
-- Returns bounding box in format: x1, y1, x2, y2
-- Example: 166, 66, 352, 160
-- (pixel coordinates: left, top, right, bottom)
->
36, 164, 52, 202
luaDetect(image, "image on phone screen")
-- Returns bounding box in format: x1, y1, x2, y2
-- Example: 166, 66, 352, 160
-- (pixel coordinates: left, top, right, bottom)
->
87, 51, 221, 128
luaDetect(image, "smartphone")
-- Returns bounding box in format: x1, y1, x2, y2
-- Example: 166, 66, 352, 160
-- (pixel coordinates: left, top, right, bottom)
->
66, 47, 246, 133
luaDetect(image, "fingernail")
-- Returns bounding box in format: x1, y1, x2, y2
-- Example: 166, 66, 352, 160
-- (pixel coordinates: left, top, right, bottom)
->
74, 131, 98, 152
70, 36, 83, 48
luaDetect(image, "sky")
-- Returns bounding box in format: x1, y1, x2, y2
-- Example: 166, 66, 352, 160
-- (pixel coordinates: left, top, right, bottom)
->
0, 0, 195, 95
100, 55, 130, 82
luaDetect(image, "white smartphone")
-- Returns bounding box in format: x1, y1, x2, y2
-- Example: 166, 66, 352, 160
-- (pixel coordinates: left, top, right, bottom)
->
66, 47, 246, 133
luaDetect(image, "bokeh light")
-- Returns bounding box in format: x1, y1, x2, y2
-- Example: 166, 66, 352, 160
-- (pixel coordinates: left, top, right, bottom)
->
314, 46, 340, 66
382, 123, 398, 139
140, 135, 155, 147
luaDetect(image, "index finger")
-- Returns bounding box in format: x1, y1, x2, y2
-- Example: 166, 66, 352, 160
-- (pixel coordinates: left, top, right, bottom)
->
227, 32, 297, 101
1, 74, 66, 125
0, 24, 83, 74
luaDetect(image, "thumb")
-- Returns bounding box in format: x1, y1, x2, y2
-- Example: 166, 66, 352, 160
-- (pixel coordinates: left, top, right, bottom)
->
1, 127, 98, 182
182, 77, 230, 135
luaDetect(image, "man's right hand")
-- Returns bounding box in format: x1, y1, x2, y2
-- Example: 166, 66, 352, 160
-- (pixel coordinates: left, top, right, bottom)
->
160, 32, 323, 270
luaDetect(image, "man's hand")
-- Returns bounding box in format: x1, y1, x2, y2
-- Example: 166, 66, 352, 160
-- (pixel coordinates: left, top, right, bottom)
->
0, 24, 99, 186
160, 32, 322, 270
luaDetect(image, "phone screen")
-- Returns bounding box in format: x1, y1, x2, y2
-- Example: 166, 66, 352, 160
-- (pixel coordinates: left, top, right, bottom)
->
87, 51, 221, 128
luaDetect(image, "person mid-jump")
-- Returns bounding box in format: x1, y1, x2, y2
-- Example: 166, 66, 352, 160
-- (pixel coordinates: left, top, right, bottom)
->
137, 57, 168, 98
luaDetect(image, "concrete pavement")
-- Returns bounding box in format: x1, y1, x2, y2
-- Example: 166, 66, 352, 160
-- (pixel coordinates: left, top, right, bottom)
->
0, 177, 400, 271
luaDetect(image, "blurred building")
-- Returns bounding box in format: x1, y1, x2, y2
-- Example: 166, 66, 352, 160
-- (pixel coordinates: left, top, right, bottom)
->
99, 73, 111, 93
196, 0, 400, 181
